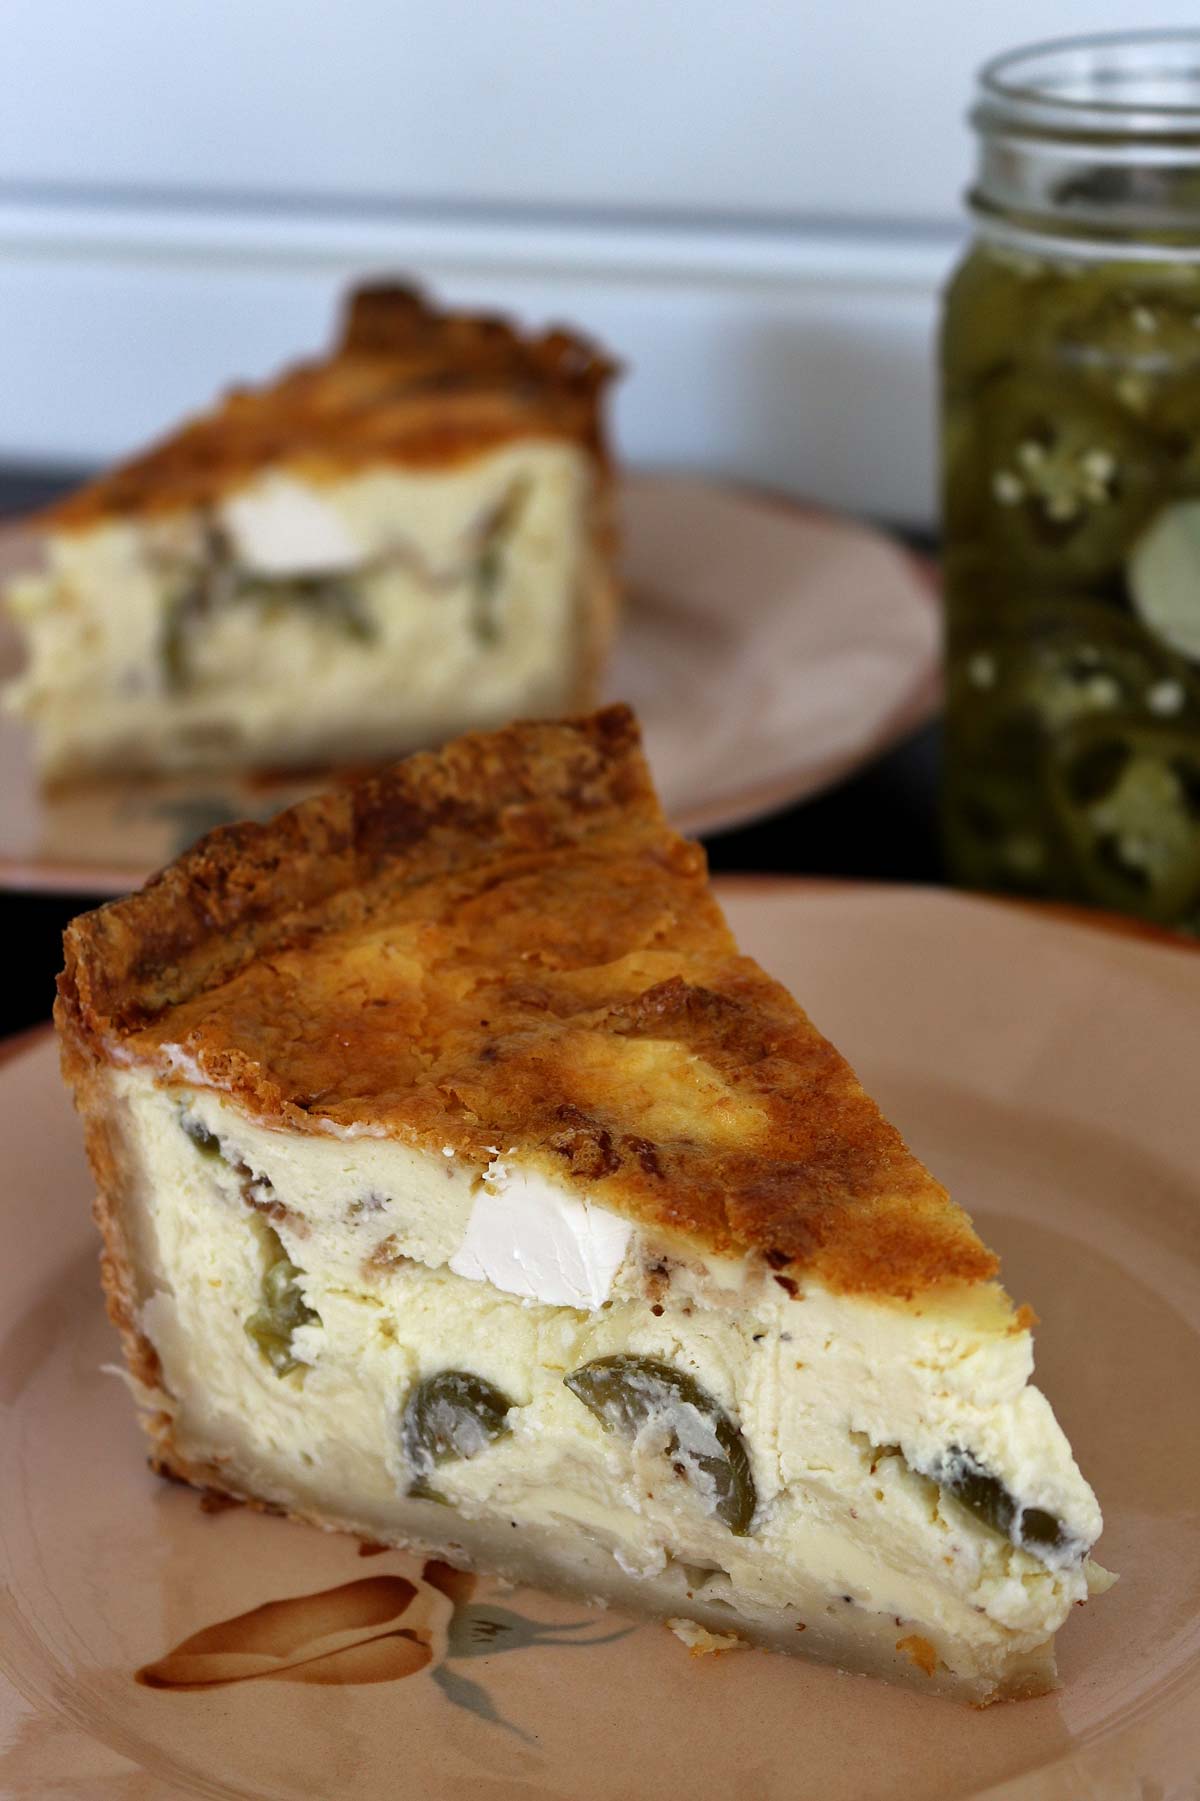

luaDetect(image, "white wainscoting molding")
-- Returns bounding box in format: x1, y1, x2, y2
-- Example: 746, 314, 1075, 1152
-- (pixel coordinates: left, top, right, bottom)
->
0, 199, 959, 525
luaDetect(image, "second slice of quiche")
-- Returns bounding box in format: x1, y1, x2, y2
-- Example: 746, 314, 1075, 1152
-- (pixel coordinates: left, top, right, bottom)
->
56, 706, 1111, 1702
8, 283, 617, 781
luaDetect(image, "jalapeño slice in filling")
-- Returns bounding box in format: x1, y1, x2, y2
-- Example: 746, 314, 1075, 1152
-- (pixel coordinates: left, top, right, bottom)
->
401, 1369, 515, 1501
565, 1353, 757, 1536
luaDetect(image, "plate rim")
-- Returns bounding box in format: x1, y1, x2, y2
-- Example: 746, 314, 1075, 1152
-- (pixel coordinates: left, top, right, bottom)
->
615, 472, 940, 840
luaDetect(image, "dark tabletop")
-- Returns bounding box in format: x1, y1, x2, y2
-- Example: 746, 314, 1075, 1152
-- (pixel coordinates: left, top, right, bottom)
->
0, 463, 945, 1040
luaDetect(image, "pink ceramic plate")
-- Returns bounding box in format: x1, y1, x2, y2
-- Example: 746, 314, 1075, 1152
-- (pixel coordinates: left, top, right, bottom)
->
4, 880, 1196, 1800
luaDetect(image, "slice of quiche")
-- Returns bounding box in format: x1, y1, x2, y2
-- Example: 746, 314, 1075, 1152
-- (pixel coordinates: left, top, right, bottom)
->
56, 706, 1111, 1703
7, 282, 617, 782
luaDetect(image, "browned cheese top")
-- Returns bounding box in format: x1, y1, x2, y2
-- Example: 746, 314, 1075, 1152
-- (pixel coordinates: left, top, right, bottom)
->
57, 706, 1000, 1301
40, 283, 617, 532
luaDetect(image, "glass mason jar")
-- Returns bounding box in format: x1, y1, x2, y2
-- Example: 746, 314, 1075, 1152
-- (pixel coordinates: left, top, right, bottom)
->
941, 31, 1200, 930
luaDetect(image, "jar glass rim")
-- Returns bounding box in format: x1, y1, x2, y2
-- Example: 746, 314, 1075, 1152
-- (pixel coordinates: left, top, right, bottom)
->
978, 29, 1200, 128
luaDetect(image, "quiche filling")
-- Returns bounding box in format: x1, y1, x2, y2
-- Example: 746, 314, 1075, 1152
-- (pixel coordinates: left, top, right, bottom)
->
105, 1067, 1108, 1703
8, 448, 596, 780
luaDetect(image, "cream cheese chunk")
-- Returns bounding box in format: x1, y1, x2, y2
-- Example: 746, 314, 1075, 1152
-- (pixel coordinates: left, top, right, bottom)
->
450, 1160, 634, 1308
102, 1062, 1107, 1703
220, 473, 363, 576
6, 441, 605, 780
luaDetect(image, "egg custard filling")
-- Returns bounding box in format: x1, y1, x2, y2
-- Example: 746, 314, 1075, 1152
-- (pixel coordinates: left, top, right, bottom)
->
57, 708, 1112, 1704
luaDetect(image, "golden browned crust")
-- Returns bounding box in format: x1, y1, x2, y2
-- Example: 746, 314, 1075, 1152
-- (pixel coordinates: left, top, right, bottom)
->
38, 281, 618, 532
57, 1016, 172, 1447
56, 705, 1000, 1301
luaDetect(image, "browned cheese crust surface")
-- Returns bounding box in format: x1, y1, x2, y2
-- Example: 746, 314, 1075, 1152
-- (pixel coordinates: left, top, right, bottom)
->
56, 706, 1000, 1301
38, 283, 617, 532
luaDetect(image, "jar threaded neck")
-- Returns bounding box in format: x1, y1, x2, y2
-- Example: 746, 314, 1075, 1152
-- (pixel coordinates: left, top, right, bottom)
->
970, 31, 1200, 249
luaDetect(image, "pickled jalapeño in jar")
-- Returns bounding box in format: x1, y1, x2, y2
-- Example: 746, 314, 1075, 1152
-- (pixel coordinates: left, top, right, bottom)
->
942, 31, 1200, 929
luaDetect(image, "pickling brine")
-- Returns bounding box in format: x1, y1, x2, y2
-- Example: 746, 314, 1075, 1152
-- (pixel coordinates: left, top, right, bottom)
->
941, 33, 1200, 930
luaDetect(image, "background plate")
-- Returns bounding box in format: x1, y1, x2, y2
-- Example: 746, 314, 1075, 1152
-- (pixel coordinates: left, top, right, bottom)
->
5, 881, 1196, 1801
0, 475, 939, 893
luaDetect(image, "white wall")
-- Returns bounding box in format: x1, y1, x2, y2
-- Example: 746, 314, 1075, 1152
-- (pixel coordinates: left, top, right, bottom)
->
0, 0, 1173, 522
